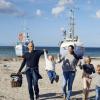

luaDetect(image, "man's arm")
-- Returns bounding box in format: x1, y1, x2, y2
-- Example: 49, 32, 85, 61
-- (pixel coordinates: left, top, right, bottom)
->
37, 50, 45, 56
18, 57, 26, 73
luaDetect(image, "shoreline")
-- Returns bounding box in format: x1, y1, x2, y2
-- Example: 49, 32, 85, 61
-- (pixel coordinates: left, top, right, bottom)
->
0, 55, 100, 61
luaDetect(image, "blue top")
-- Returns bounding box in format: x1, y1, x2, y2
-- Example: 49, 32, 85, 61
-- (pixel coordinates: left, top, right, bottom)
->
82, 64, 95, 75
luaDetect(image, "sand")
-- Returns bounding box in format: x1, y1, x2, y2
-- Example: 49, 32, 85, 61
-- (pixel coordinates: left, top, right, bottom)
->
0, 57, 99, 100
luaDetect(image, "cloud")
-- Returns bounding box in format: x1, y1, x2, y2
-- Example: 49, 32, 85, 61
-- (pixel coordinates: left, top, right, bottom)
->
96, 10, 100, 19
36, 9, 43, 16
52, 6, 65, 16
0, 0, 14, 10
52, 0, 74, 16
58, 0, 73, 6
0, 0, 24, 16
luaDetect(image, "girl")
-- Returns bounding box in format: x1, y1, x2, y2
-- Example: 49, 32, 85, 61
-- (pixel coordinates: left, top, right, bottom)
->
81, 56, 95, 100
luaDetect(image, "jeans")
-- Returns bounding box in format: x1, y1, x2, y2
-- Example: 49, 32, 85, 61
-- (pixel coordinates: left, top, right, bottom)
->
62, 71, 76, 100
96, 86, 100, 100
47, 70, 56, 81
26, 68, 39, 100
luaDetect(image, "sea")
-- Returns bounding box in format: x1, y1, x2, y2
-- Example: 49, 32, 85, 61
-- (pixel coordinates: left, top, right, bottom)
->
0, 46, 100, 58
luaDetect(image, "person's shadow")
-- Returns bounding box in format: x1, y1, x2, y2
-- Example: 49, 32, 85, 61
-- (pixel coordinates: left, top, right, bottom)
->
39, 93, 62, 100
39, 89, 95, 100
89, 96, 96, 100
72, 88, 95, 96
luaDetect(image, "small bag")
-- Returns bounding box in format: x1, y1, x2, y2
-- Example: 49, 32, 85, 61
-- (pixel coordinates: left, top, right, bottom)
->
10, 73, 22, 87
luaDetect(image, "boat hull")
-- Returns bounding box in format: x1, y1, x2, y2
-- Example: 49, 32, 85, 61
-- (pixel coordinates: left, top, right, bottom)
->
60, 41, 84, 58
15, 44, 23, 57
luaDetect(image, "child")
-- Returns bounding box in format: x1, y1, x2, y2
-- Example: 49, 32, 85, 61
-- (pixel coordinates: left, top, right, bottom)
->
90, 65, 100, 100
44, 49, 59, 84
81, 56, 95, 100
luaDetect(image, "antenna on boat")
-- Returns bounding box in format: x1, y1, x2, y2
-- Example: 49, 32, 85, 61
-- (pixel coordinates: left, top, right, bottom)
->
67, 6, 79, 41
69, 9, 75, 41
23, 19, 30, 42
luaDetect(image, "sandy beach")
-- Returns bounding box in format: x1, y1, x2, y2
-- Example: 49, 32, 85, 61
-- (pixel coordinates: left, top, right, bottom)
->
0, 57, 99, 100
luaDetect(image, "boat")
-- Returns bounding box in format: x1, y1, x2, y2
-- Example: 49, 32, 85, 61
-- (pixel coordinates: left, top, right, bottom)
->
59, 9, 84, 58
15, 32, 31, 57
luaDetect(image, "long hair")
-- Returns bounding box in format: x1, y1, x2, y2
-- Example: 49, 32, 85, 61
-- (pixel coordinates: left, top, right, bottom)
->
28, 41, 35, 50
68, 45, 74, 50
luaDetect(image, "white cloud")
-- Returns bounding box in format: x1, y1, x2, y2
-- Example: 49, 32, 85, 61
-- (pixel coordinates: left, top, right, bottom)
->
52, 0, 74, 16
52, 6, 65, 16
0, 0, 14, 10
96, 10, 100, 19
36, 9, 43, 16
58, 0, 73, 6
0, 0, 24, 16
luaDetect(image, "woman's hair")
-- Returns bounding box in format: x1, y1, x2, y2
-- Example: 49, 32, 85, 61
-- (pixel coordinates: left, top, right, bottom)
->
68, 45, 74, 50
30, 40, 34, 46
28, 41, 34, 48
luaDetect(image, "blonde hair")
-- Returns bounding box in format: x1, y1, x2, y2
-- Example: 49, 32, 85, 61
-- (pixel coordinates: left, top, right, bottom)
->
84, 56, 91, 64
48, 55, 54, 61
96, 65, 100, 74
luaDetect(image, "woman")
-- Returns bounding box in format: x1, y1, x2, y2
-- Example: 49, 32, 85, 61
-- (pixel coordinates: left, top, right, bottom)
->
59, 45, 80, 100
17, 42, 44, 100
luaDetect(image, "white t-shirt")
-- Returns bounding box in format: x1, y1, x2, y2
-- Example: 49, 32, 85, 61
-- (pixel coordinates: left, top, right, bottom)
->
44, 51, 56, 71
91, 73, 100, 87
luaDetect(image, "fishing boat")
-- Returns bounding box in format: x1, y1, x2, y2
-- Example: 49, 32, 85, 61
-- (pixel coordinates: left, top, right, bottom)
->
59, 9, 84, 58
15, 32, 31, 57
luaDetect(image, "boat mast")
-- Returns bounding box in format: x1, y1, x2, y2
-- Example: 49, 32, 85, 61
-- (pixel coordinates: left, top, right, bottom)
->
69, 9, 75, 41
26, 32, 30, 41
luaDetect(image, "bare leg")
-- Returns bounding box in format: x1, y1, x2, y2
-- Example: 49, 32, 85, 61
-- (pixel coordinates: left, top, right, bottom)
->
83, 78, 88, 100
86, 78, 92, 99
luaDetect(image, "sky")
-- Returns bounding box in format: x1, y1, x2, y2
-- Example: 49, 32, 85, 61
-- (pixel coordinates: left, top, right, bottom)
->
0, 0, 100, 47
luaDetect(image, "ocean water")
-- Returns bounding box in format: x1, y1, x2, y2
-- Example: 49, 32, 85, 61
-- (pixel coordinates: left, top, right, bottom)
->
0, 46, 100, 57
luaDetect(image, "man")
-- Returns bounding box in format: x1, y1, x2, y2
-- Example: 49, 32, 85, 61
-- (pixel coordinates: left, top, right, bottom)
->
17, 42, 44, 100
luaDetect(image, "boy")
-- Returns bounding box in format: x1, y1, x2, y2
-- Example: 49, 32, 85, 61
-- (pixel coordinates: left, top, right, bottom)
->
91, 65, 100, 100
